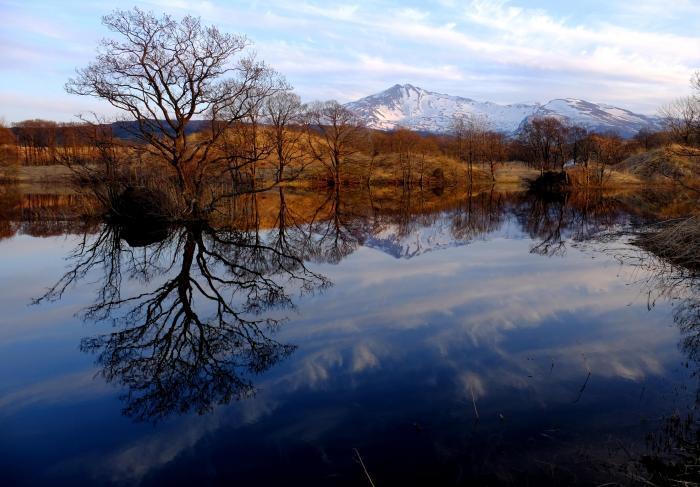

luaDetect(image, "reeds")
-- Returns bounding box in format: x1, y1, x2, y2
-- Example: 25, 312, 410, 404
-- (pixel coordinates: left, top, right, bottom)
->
637, 216, 700, 272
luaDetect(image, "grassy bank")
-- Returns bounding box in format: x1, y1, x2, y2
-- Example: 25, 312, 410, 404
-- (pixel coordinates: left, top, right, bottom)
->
2, 142, 699, 202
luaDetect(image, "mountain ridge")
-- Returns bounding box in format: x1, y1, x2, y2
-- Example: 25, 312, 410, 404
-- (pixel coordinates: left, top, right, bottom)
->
344, 84, 660, 137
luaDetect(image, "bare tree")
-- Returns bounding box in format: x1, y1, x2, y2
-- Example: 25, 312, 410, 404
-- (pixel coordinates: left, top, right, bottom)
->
360, 129, 389, 188
589, 133, 628, 185
567, 125, 595, 186
415, 135, 438, 188
660, 96, 700, 146
265, 91, 307, 182
66, 7, 284, 217
12, 119, 58, 165
391, 127, 422, 187
518, 117, 568, 175
0, 119, 17, 168
568, 125, 591, 165
222, 110, 269, 192
634, 127, 666, 151
451, 114, 489, 186
305, 100, 363, 187
483, 131, 506, 182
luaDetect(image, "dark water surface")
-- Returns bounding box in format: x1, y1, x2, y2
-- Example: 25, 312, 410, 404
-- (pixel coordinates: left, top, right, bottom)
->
1, 185, 699, 485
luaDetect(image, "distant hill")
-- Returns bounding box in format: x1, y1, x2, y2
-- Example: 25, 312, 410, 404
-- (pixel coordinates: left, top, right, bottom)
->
345, 84, 661, 137
109, 120, 211, 140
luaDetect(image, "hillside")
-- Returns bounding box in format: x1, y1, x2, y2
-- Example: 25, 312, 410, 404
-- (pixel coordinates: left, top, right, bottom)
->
618, 145, 700, 182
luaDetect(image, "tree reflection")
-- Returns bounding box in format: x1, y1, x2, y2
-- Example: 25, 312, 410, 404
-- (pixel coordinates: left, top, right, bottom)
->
516, 191, 569, 256
516, 189, 630, 256
450, 188, 506, 241
617, 242, 700, 484
37, 216, 329, 421
306, 186, 367, 264
28, 185, 685, 423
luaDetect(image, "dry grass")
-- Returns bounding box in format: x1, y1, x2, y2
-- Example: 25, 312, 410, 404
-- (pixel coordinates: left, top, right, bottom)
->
638, 216, 700, 272
493, 162, 540, 187
565, 165, 642, 188
0, 164, 73, 184
368, 153, 491, 186
12, 142, 700, 196
618, 144, 700, 182
605, 169, 643, 186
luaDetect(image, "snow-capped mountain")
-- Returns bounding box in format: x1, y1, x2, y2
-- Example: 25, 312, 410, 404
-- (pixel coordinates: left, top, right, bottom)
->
525, 98, 660, 137
364, 218, 464, 259
345, 84, 660, 137
363, 212, 526, 259
345, 84, 535, 133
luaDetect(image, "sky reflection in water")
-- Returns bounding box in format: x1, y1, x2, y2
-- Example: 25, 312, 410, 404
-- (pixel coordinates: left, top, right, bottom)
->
0, 188, 696, 486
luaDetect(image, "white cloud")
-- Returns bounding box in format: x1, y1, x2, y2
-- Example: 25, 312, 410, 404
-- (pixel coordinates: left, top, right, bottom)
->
1, 0, 698, 120
265, 0, 699, 110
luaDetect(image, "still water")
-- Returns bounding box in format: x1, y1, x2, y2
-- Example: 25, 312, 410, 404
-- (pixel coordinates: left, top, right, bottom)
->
0, 186, 698, 485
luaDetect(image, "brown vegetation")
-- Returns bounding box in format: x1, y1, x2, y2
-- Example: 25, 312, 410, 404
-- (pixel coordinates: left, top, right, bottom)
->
619, 144, 700, 186
638, 217, 700, 272
629, 73, 700, 275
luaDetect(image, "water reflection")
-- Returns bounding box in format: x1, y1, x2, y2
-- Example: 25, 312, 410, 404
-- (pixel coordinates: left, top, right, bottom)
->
3, 182, 700, 484
27, 184, 681, 424
2, 182, 692, 248
615, 240, 700, 484
36, 218, 329, 421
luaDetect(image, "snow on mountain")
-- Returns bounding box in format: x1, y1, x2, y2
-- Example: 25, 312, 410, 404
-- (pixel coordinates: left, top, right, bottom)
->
526, 98, 661, 137
364, 217, 462, 259
363, 212, 526, 259
345, 84, 660, 137
345, 84, 536, 133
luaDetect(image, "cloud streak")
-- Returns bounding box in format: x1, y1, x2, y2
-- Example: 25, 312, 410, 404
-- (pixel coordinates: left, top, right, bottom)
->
0, 0, 697, 121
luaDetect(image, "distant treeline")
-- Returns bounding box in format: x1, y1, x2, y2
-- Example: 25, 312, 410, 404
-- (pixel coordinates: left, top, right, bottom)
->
0, 116, 672, 171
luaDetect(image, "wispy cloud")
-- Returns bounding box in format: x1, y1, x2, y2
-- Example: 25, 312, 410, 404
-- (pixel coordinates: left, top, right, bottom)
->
0, 0, 697, 121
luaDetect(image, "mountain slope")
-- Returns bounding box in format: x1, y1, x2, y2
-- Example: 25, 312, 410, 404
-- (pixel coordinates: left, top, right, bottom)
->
345, 84, 537, 133
345, 84, 660, 136
527, 98, 660, 137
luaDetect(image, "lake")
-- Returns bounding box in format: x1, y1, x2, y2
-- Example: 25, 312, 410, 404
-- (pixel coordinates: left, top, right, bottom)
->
0, 184, 698, 485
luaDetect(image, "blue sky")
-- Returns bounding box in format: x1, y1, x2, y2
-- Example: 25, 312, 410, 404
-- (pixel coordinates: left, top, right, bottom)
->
1, 0, 699, 121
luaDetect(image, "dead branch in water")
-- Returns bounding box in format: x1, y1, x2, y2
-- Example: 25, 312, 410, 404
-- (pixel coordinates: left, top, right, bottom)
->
353, 448, 377, 487
470, 385, 480, 421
